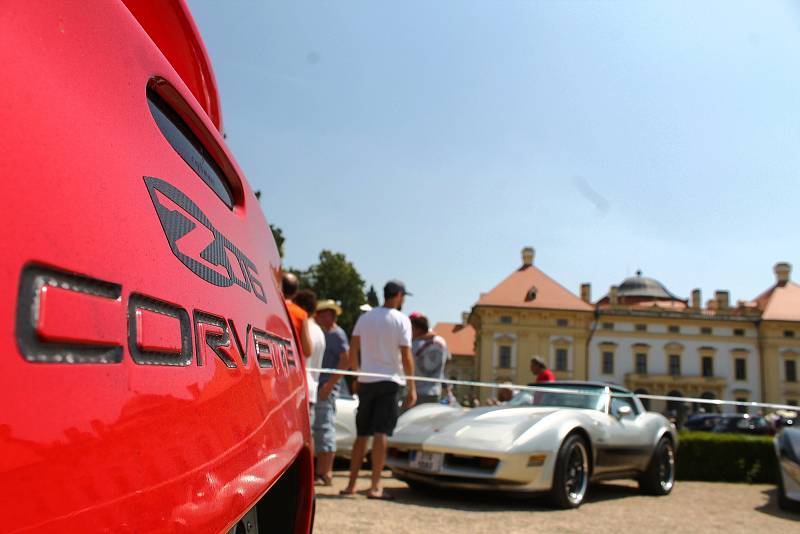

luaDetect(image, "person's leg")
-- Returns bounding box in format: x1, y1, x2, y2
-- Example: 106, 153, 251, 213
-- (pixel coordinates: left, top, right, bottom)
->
314, 396, 337, 484
368, 433, 388, 495
342, 436, 369, 494
317, 451, 335, 483
342, 382, 374, 494
366, 382, 400, 497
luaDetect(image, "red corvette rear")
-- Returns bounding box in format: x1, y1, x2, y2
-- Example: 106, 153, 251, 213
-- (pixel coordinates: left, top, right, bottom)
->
0, 1, 313, 532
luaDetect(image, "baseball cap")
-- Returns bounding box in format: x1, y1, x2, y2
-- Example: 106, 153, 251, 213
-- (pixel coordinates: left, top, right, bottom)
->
384, 279, 412, 297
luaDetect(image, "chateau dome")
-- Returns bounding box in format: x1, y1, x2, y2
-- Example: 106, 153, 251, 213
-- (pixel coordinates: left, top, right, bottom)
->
617, 270, 681, 301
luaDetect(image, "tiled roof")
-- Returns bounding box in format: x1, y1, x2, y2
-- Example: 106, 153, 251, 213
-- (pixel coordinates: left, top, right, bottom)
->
475, 265, 593, 312
433, 322, 475, 357
755, 281, 800, 321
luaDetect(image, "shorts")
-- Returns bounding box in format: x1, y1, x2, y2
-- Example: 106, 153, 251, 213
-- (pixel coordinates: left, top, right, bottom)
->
356, 381, 400, 437
313, 395, 337, 453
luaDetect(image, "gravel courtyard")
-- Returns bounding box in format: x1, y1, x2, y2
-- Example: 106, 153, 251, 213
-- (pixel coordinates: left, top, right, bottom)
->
314, 470, 798, 533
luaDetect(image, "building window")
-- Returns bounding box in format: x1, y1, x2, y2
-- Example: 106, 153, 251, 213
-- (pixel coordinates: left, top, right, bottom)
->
786, 360, 798, 382
733, 328, 745, 337
500, 316, 512, 324
669, 355, 681, 376
635, 353, 648, 374
498, 346, 512, 368
701, 327, 712, 335
556, 318, 568, 327
635, 324, 647, 332
701, 356, 714, 377
785, 330, 795, 338
600, 322, 614, 330
735, 358, 747, 380
668, 325, 680, 334
736, 397, 747, 414
555, 348, 568, 371
602, 351, 614, 374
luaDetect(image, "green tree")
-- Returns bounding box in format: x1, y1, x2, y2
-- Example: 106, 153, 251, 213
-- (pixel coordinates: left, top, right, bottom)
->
366, 285, 380, 308
270, 224, 285, 258
304, 250, 366, 334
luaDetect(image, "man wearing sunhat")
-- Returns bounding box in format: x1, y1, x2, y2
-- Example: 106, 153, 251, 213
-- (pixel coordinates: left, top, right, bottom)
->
313, 299, 350, 486
340, 280, 415, 500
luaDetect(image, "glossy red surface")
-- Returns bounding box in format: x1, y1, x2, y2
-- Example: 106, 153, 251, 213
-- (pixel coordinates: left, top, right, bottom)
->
0, 1, 312, 532
123, 0, 223, 132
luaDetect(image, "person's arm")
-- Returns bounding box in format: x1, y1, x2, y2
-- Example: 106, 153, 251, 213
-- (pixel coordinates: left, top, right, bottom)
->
299, 318, 312, 358
318, 346, 350, 400
318, 332, 351, 400
401, 345, 416, 408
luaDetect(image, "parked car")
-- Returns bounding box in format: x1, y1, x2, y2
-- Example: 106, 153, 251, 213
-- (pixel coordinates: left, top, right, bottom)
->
387, 381, 677, 508
775, 427, 800, 512
685, 413, 723, 431
711, 414, 774, 435
0, 1, 313, 532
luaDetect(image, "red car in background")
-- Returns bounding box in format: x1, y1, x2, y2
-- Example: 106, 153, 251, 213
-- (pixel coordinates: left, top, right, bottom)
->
0, 1, 313, 532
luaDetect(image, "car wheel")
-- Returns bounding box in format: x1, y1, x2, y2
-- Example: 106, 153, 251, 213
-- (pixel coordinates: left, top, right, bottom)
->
639, 437, 675, 496
549, 433, 590, 509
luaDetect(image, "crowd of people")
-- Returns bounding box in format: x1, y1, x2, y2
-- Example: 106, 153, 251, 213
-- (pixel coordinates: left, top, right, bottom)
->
283, 275, 452, 500
282, 273, 562, 498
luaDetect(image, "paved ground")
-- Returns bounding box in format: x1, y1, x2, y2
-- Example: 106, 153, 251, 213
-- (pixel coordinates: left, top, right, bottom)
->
314, 470, 799, 533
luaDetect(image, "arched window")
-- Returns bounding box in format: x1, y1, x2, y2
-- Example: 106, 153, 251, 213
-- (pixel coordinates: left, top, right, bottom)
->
525, 286, 538, 302
666, 390, 685, 415
698, 391, 718, 413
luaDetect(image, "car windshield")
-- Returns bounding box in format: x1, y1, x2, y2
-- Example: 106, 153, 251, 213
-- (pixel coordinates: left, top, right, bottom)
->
506, 385, 606, 411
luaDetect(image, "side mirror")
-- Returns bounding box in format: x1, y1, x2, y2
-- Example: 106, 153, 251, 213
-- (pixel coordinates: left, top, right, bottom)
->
616, 405, 633, 419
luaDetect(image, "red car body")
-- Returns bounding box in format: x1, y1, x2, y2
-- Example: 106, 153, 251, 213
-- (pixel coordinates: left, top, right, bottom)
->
0, 1, 314, 532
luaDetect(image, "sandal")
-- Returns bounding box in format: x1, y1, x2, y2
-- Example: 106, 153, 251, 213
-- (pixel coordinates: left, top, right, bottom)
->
314, 475, 333, 487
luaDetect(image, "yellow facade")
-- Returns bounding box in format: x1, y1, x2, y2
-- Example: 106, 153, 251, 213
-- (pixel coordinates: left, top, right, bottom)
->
466, 249, 800, 408
471, 306, 592, 402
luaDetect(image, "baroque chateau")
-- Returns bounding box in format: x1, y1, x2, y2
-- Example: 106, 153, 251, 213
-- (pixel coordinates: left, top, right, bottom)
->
434, 247, 800, 412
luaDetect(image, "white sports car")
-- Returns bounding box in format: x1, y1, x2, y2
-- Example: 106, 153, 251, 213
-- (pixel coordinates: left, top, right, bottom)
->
775, 426, 800, 512
334, 393, 359, 459
386, 381, 677, 508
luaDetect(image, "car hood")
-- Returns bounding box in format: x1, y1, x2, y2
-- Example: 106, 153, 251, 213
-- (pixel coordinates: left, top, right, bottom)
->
393, 406, 561, 452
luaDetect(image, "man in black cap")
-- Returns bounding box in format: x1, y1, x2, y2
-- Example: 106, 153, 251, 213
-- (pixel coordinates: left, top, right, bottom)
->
340, 280, 416, 499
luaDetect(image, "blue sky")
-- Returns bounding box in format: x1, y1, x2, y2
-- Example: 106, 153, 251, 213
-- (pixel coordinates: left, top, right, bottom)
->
189, 0, 800, 326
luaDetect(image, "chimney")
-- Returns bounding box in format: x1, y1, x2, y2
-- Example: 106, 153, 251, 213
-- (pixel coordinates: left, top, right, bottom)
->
580, 283, 591, 304
609, 285, 619, 306
691, 289, 702, 309
461, 311, 470, 325
521, 247, 535, 267
775, 262, 792, 286
715, 290, 730, 311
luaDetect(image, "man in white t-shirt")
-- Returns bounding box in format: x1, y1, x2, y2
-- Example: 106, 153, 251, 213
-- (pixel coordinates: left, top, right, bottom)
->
340, 280, 415, 500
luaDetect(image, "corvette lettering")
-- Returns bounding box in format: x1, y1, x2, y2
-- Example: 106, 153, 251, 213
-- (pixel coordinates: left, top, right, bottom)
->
144, 176, 266, 303
14, 264, 295, 369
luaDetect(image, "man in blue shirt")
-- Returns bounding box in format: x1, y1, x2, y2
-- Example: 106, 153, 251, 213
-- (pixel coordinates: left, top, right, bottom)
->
313, 299, 350, 486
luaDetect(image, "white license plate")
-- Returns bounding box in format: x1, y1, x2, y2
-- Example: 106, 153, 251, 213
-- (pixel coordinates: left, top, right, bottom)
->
409, 451, 444, 472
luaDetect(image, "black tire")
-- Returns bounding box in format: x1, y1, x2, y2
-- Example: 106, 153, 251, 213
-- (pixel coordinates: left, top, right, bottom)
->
549, 433, 590, 509
639, 437, 675, 496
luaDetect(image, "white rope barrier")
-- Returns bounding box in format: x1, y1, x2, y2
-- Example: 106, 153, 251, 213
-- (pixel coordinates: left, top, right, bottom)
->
306, 367, 799, 412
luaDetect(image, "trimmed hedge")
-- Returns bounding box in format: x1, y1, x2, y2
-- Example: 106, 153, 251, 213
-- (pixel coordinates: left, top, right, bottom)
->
676, 431, 777, 483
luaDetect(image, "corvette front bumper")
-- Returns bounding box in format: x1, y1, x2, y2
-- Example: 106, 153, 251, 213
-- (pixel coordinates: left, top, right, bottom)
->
386, 446, 555, 492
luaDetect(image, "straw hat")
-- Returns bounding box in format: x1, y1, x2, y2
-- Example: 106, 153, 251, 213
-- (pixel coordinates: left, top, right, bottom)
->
316, 299, 343, 316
